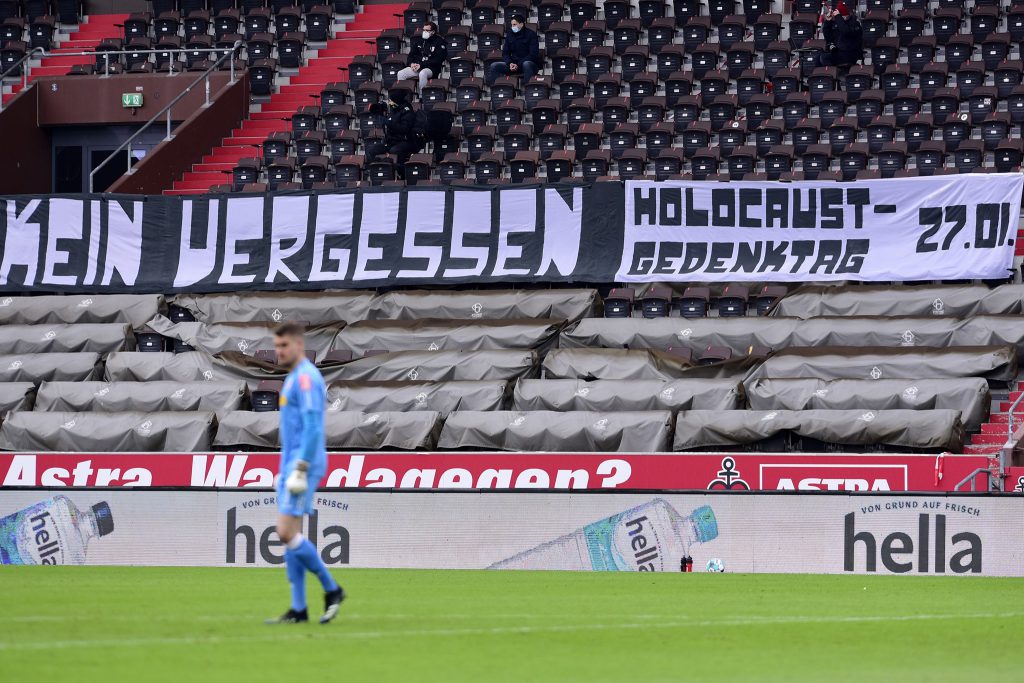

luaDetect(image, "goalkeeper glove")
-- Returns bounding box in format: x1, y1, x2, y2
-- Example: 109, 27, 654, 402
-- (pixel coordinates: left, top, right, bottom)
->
285, 460, 309, 495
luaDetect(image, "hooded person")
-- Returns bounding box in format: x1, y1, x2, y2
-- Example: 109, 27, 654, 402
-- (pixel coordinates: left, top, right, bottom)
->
817, 0, 863, 67
365, 88, 425, 171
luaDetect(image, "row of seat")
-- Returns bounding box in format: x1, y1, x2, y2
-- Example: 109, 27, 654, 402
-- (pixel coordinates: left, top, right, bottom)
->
0, 15, 57, 51
149, 0, 356, 18
0, 0, 81, 24
123, 6, 334, 45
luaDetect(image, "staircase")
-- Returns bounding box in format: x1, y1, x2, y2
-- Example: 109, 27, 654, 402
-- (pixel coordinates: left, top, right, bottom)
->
165, 4, 403, 195
1, 14, 127, 106
963, 381, 1023, 455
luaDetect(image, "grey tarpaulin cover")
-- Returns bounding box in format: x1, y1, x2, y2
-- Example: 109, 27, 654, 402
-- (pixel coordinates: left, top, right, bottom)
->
146, 316, 344, 361
770, 284, 1024, 318
0, 411, 216, 451
327, 381, 507, 415
745, 378, 991, 431
0, 323, 134, 354
170, 291, 374, 324
438, 410, 674, 452
0, 383, 35, 413
744, 346, 1018, 382
332, 319, 565, 354
673, 410, 964, 451
562, 316, 1024, 359
0, 353, 102, 383
513, 379, 743, 411
542, 349, 757, 380
213, 411, 442, 450
104, 352, 284, 389
34, 381, 247, 415
369, 289, 598, 321
324, 350, 539, 382
0, 294, 165, 327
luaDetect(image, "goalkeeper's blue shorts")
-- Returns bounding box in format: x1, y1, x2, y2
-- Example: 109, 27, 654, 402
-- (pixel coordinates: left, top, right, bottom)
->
276, 465, 324, 516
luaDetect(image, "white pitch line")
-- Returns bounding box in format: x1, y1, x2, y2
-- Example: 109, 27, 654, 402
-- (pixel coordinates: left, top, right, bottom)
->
0, 612, 1022, 652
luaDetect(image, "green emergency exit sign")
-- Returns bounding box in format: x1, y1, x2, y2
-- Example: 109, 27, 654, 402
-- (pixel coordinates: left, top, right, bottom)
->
121, 93, 143, 108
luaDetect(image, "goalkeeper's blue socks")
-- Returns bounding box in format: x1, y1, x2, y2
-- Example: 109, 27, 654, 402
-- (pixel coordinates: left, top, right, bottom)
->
289, 534, 339, 594
284, 546, 307, 612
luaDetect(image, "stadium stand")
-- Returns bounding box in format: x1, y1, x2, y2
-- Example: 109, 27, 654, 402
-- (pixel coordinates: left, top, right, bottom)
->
57, 0, 1012, 192
0, 285, 1022, 455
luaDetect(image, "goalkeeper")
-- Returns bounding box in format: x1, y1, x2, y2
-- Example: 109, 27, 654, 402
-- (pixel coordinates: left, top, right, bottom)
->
266, 322, 344, 625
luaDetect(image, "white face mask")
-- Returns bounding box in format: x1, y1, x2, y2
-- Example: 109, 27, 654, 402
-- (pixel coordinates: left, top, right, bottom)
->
511, 25, 522, 33
422, 30, 433, 40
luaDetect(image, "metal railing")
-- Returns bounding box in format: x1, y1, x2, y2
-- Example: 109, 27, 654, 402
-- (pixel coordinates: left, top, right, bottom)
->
88, 40, 243, 193
1006, 390, 1024, 442
953, 468, 999, 492
0, 46, 45, 112
0, 46, 240, 112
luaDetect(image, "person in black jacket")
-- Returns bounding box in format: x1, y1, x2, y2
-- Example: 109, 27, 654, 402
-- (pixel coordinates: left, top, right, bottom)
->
817, 0, 863, 67
486, 14, 540, 86
396, 21, 447, 91
365, 89, 424, 171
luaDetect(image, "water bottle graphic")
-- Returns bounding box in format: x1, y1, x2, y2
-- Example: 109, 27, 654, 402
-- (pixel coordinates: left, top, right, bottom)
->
489, 498, 718, 571
0, 495, 114, 565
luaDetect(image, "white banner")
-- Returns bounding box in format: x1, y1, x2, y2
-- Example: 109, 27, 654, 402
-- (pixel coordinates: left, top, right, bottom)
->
619, 174, 1024, 282
2, 490, 1022, 575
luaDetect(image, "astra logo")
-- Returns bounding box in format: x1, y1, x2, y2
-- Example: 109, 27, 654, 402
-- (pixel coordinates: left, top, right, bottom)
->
844, 513, 981, 574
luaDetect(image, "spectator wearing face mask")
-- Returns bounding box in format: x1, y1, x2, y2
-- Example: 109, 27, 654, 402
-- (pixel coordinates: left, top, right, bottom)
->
817, 0, 863, 67
396, 21, 447, 91
486, 14, 540, 86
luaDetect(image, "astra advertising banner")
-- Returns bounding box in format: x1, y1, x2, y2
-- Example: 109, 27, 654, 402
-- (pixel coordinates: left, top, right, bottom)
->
1, 489, 1021, 575
1, 174, 1021, 293
0, 452, 996, 492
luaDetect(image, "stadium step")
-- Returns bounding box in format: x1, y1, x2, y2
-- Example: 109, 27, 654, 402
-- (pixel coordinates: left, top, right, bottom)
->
167, 5, 404, 195
962, 444, 1002, 455
968, 433, 1011, 446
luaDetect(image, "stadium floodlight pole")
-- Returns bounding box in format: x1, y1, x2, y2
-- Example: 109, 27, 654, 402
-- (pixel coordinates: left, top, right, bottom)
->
0, 47, 45, 113
88, 40, 243, 194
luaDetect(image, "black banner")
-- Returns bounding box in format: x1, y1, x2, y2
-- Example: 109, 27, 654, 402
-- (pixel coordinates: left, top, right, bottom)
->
1, 174, 1020, 293
0, 185, 623, 293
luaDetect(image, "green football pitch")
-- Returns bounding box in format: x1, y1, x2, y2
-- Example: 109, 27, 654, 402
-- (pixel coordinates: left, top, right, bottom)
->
1, 567, 1021, 682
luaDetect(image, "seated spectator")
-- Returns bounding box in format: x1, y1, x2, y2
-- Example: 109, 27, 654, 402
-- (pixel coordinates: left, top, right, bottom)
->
486, 14, 539, 86
817, 0, 863, 67
396, 21, 447, 91
366, 89, 424, 171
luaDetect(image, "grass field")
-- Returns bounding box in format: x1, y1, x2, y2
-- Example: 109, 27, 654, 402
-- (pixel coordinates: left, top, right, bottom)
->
0, 568, 1021, 682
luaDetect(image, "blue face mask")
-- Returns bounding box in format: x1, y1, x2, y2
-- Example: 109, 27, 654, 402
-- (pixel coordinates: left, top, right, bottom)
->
511, 25, 521, 33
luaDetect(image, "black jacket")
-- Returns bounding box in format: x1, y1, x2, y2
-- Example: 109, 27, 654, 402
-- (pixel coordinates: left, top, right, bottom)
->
502, 26, 539, 66
407, 34, 447, 74
822, 15, 863, 63
383, 102, 419, 145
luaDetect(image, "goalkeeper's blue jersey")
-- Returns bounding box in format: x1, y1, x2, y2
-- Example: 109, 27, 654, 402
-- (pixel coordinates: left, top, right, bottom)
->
278, 358, 327, 475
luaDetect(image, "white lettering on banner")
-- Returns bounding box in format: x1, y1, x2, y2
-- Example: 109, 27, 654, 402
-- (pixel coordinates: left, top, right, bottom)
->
0, 199, 41, 286
761, 464, 907, 491
396, 191, 445, 278
173, 199, 219, 287
618, 175, 1024, 283
83, 200, 102, 285
218, 197, 263, 284
354, 193, 399, 281
266, 195, 309, 283
444, 191, 490, 278
493, 190, 535, 277
41, 198, 82, 286
1, 454, 153, 487
190, 454, 273, 488
539, 188, 583, 276
102, 201, 143, 287
309, 193, 353, 281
